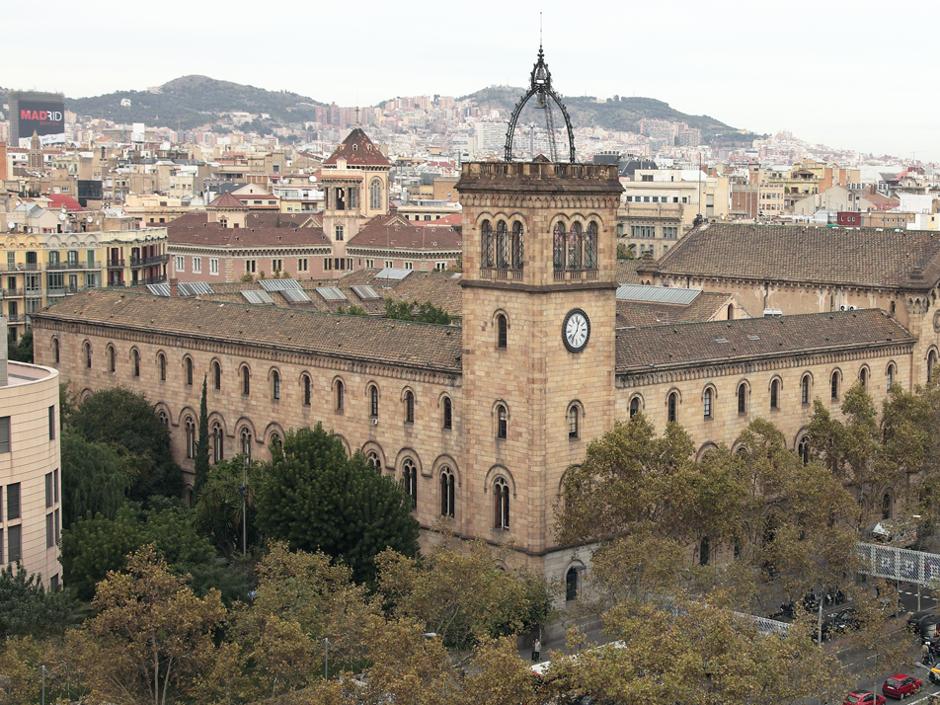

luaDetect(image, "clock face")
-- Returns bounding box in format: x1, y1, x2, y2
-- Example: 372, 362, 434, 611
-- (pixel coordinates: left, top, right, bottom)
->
563, 309, 590, 353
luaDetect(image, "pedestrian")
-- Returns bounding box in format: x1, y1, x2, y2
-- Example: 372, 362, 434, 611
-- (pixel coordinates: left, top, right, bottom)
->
532, 637, 541, 662
923, 641, 931, 665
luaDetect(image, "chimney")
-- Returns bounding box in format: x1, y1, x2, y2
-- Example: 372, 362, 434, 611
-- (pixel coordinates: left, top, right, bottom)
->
169, 278, 179, 297
0, 316, 8, 386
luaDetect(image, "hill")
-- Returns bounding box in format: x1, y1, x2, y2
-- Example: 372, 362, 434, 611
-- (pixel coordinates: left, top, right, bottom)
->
460, 86, 759, 146
66, 75, 325, 130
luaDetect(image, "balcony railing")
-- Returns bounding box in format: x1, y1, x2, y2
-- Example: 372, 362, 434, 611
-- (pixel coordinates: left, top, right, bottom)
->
25, 288, 43, 298
479, 267, 524, 281
47, 288, 66, 297
5, 314, 22, 323
107, 259, 126, 269
47, 261, 100, 271
130, 254, 169, 267
553, 268, 599, 282
3, 288, 24, 297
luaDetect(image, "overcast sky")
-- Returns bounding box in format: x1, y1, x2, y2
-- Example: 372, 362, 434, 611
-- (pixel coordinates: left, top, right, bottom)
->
6, 0, 937, 160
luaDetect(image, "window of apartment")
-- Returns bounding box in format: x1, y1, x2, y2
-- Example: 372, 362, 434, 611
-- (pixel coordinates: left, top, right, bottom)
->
0, 417, 9, 453
641, 174, 653, 182
48, 406, 56, 440
630, 225, 655, 239
663, 226, 678, 240
384, 260, 393, 268
209, 258, 219, 275
192, 256, 201, 274
175, 255, 185, 272
245, 260, 256, 274
435, 262, 447, 271
46, 512, 55, 549
324, 258, 333, 271
335, 225, 344, 241
45, 472, 54, 508
8, 525, 21, 564
366, 259, 375, 268
297, 258, 308, 272
7, 483, 20, 520
404, 262, 413, 270
272, 259, 283, 273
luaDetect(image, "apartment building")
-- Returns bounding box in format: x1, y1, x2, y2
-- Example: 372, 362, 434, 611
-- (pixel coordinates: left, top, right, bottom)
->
0, 316, 62, 589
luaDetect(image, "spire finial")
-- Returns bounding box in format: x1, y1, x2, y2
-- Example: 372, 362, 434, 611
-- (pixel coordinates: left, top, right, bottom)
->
539, 11, 543, 49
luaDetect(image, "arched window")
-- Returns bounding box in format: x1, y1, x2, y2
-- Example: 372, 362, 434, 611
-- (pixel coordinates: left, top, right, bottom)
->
157, 410, 169, 427
565, 566, 579, 602
302, 374, 312, 407
567, 222, 582, 270
584, 221, 598, 270
404, 390, 415, 424
737, 382, 748, 415
703, 387, 713, 419
440, 467, 455, 518
830, 370, 840, 401
495, 220, 509, 269
770, 378, 780, 410
369, 384, 379, 418
269, 432, 282, 452
886, 362, 896, 390
494, 477, 510, 529
132, 348, 140, 377
212, 423, 224, 463
667, 392, 678, 423
83, 341, 92, 369
480, 219, 493, 268
185, 417, 196, 459
882, 492, 893, 520
271, 370, 281, 401
727, 303, 734, 321
241, 365, 251, 397
630, 396, 641, 419
442, 396, 453, 430
496, 404, 508, 440
335, 379, 345, 412
699, 537, 710, 566
52, 337, 60, 364
801, 373, 811, 406
369, 178, 383, 210
158, 352, 166, 382
567, 403, 580, 439
402, 459, 417, 509
929, 350, 938, 384
184, 356, 193, 386
552, 221, 566, 271
240, 427, 252, 460
859, 366, 869, 389
511, 221, 524, 270
212, 360, 221, 391
366, 450, 381, 472
797, 435, 810, 465
107, 344, 116, 373
496, 313, 508, 349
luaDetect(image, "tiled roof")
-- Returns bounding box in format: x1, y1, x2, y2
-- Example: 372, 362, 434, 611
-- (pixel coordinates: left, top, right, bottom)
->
348, 214, 462, 252
33, 290, 462, 374
168, 212, 329, 249
616, 309, 913, 374
208, 192, 248, 209
650, 222, 940, 289
323, 128, 390, 167
616, 291, 732, 328
45, 194, 83, 212
615, 259, 648, 284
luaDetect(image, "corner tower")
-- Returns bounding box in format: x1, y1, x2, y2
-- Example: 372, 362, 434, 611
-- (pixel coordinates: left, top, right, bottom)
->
456, 47, 623, 581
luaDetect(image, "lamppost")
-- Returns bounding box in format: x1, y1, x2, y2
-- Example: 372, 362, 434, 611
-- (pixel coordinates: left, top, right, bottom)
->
40, 664, 46, 705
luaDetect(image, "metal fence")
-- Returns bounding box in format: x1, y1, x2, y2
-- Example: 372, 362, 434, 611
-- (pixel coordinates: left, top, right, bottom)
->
733, 611, 791, 636
856, 542, 940, 587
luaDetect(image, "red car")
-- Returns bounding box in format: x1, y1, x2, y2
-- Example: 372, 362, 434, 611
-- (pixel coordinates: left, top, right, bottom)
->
882, 674, 923, 699
844, 691, 886, 705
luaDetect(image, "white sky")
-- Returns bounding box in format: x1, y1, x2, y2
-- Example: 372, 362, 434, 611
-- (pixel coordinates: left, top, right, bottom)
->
6, 0, 938, 160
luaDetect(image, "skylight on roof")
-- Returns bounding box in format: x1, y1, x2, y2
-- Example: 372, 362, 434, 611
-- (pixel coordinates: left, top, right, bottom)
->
315, 286, 347, 302
376, 267, 412, 281
616, 284, 701, 306
351, 285, 381, 301
241, 290, 274, 305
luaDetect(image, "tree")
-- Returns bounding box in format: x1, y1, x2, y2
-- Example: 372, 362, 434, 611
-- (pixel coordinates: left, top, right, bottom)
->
375, 540, 551, 649
194, 377, 211, 495
194, 457, 260, 554
6, 329, 32, 363
61, 430, 130, 529
336, 305, 367, 316
256, 425, 419, 582
0, 635, 87, 705
70, 388, 182, 500
71, 545, 226, 705
383, 299, 452, 325
0, 566, 81, 639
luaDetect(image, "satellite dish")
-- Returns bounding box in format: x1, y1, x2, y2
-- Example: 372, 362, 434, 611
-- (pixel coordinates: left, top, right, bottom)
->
58, 213, 67, 221
7, 221, 15, 231
86, 215, 93, 222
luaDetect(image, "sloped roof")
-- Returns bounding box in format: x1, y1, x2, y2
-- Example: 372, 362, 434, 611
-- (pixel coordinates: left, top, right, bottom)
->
45, 194, 83, 212
208, 192, 249, 209
168, 212, 329, 249
348, 214, 462, 252
33, 289, 462, 374
616, 291, 733, 328
323, 128, 390, 167
616, 309, 913, 374
649, 222, 940, 289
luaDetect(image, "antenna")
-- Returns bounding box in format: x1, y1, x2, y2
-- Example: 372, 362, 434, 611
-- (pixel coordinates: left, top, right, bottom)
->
539, 11, 543, 49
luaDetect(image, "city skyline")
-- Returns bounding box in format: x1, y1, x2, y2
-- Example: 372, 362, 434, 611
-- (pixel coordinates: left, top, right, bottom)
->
6, 0, 938, 161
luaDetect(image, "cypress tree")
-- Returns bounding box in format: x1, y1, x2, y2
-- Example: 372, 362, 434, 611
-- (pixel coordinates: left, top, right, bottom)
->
194, 376, 210, 495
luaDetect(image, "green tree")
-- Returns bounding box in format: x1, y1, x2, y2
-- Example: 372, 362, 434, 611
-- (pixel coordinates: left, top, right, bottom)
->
376, 540, 551, 649
61, 430, 130, 529
0, 635, 87, 705
195, 377, 211, 495
256, 424, 419, 583
336, 305, 367, 316
70, 388, 183, 500
6, 328, 32, 363
194, 457, 260, 554
384, 299, 452, 325
0, 566, 81, 639
71, 545, 226, 705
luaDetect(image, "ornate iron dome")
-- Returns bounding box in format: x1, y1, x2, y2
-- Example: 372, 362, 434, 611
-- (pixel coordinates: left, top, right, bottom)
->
504, 45, 576, 163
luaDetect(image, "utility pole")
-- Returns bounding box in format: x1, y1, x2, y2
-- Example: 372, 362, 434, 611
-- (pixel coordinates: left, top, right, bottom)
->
41, 664, 46, 705
324, 637, 330, 679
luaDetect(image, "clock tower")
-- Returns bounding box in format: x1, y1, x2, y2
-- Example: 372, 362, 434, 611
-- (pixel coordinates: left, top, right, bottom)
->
456, 46, 623, 580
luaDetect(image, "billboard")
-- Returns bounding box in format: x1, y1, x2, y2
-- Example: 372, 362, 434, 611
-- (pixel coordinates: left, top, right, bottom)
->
8, 92, 65, 145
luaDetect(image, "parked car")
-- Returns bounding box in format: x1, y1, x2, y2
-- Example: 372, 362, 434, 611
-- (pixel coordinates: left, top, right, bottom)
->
882, 674, 923, 699
929, 662, 940, 685
844, 691, 886, 705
